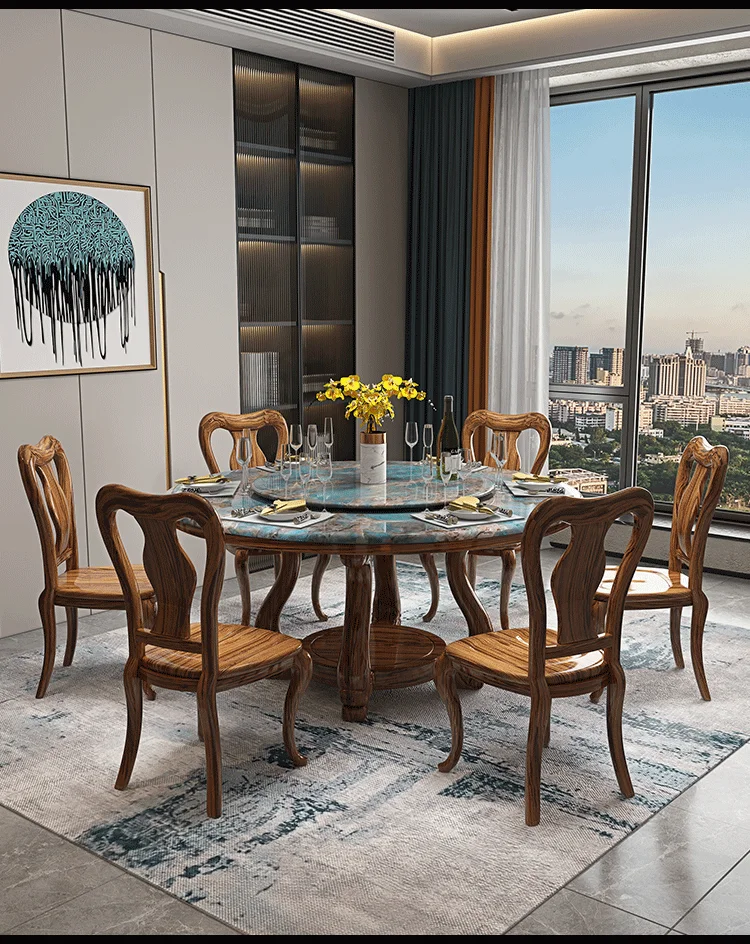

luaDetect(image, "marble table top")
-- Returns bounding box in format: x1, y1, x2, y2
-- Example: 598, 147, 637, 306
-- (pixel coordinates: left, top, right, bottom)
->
204, 465, 543, 552
250, 460, 496, 511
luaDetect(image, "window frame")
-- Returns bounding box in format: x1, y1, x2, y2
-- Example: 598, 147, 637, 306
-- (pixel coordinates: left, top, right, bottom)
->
550, 66, 750, 524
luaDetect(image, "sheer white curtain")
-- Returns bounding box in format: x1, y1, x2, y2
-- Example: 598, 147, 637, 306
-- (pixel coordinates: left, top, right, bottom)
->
488, 69, 550, 472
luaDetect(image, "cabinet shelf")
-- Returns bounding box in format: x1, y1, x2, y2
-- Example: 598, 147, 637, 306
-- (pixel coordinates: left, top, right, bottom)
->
241, 321, 297, 328
300, 150, 352, 165
237, 140, 295, 157
238, 233, 296, 243
300, 238, 352, 247
302, 320, 353, 326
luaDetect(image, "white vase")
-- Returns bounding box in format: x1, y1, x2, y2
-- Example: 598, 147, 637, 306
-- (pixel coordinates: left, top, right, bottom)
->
360, 431, 387, 484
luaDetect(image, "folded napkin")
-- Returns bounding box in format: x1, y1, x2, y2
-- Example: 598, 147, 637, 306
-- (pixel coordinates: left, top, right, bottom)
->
174, 473, 229, 485
448, 495, 496, 514
511, 472, 568, 484
259, 498, 307, 516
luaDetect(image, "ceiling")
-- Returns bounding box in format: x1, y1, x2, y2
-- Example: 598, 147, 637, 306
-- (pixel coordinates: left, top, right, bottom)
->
337, 9, 575, 38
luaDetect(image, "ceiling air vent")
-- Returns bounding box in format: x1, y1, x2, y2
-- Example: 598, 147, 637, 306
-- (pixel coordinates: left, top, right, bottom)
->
188, 9, 396, 62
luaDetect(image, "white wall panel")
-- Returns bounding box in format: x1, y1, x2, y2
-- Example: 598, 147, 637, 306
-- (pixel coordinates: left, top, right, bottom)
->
0, 9, 86, 637
151, 32, 239, 481
62, 11, 167, 565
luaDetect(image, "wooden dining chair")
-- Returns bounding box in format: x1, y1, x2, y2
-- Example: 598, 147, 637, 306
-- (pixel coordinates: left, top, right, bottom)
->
592, 436, 729, 703
96, 483, 312, 819
18, 435, 156, 700
199, 410, 289, 626
435, 486, 654, 826
420, 410, 552, 628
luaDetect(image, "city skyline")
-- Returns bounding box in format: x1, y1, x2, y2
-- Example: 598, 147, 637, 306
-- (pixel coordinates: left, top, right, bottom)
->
551, 81, 750, 355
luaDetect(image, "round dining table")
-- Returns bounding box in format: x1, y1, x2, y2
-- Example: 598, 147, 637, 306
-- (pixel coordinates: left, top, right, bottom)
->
199, 460, 545, 722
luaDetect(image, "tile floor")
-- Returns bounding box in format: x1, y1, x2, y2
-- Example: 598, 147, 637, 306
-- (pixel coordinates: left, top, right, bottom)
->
1, 552, 749, 935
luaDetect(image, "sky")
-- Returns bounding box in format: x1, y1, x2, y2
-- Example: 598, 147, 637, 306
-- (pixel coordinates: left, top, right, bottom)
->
550, 79, 750, 358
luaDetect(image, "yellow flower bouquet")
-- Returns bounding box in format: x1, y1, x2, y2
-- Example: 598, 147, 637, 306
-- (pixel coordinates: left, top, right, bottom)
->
316, 374, 426, 433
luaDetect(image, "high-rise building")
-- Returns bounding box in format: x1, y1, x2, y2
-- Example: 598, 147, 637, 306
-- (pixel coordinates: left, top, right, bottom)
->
679, 347, 707, 397
648, 354, 680, 397
602, 347, 625, 383
685, 332, 704, 358
589, 352, 608, 380
552, 346, 589, 384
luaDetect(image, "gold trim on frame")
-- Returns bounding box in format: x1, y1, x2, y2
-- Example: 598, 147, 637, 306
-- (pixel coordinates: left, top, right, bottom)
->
159, 271, 172, 489
0, 171, 157, 380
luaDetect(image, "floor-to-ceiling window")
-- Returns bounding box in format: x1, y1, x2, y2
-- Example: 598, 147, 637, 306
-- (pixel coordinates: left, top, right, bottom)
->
549, 72, 750, 519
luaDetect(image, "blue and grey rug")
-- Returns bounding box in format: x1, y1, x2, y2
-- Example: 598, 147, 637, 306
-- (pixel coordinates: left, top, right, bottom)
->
0, 561, 748, 935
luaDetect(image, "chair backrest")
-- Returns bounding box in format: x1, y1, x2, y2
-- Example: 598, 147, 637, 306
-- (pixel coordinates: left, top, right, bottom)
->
199, 410, 289, 474
18, 435, 79, 585
669, 436, 729, 581
96, 485, 226, 676
521, 487, 654, 680
462, 410, 551, 474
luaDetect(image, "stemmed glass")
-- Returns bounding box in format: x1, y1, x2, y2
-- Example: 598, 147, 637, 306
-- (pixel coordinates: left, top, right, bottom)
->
317, 447, 333, 512
307, 424, 318, 456
323, 417, 334, 456
237, 431, 251, 511
278, 443, 292, 499
422, 423, 434, 460
421, 445, 433, 511
457, 446, 475, 497
440, 450, 455, 509
289, 424, 303, 480
405, 421, 419, 479
298, 445, 312, 503
489, 431, 506, 489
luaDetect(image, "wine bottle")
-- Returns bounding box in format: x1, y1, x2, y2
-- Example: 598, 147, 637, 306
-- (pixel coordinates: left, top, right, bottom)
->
436, 395, 461, 480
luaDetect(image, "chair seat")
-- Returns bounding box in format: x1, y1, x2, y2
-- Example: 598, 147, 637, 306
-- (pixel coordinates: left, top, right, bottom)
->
143, 623, 302, 682
595, 565, 691, 607
446, 628, 605, 686
54, 566, 153, 606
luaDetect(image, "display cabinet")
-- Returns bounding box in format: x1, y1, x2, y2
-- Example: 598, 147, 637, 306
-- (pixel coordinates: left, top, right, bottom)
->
233, 50, 355, 462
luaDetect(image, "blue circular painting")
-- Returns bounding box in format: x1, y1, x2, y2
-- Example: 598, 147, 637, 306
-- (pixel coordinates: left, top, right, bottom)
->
8, 191, 136, 366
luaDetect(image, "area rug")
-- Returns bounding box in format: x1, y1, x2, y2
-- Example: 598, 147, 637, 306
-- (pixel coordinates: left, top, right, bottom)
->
0, 561, 748, 935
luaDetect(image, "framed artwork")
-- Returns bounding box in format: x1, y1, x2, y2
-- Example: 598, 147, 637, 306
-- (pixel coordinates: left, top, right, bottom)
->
0, 172, 156, 378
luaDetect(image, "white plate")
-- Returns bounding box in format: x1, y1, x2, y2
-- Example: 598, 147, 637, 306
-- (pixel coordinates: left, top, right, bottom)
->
180, 480, 231, 494
514, 479, 561, 493
259, 508, 307, 522
449, 508, 499, 521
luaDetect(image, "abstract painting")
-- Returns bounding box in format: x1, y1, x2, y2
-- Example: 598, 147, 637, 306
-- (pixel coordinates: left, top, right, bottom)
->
0, 173, 155, 378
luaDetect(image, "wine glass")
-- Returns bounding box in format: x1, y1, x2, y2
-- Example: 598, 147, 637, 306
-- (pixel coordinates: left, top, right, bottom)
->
423, 423, 434, 458
405, 421, 419, 478
237, 431, 251, 509
289, 424, 303, 478
421, 445, 433, 511
307, 424, 318, 455
489, 430, 506, 488
298, 445, 312, 502
323, 417, 334, 456
278, 443, 291, 499
457, 446, 475, 497
440, 450, 455, 509
317, 447, 333, 512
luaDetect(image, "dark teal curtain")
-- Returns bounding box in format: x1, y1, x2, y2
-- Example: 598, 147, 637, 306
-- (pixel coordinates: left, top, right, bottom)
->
405, 80, 475, 433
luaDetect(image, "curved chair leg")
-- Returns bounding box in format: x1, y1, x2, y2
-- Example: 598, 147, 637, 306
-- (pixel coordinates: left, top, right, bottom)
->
544, 701, 551, 748
466, 553, 478, 589
234, 549, 252, 627
525, 682, 551, 826
499, 549, 516, 633
273, 554, 281, 579
420, 553, 440, 622
670, 606, 685, 669
63, 607, 78, 667
606, 663, 634, 798
690, 590, 711, 701
115, 657, 143, 791
283, 648, 313, 766
36, 592, 57, 699
198, 682, 222, 818
590, 601, 608, 704
311, 555, 330, 622
435, 654, 464, 772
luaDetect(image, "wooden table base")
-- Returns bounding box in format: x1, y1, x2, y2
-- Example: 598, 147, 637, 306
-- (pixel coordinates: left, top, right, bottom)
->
303, 622, 446, 694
